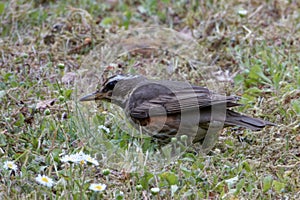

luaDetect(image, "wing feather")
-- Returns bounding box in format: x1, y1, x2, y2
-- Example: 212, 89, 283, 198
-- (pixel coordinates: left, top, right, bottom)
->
128, 83, 239, 119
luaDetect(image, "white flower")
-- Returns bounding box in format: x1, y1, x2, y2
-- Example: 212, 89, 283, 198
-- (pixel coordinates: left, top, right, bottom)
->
60, 152, 99, 166
98, 125, 110, 133
89, 183, 107, 192
60, 155, 73, 163
85, 155, 99, 166
61, 153, 85, 164
3, 161, 18, 171
237, 9, 248, 17
151, 187, 160, 194
35, 174, 55, 187
73, 152, 87, 165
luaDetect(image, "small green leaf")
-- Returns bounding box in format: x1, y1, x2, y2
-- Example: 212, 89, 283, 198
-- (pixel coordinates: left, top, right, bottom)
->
242, 161, 251, 172
161, 172, 178, 185
0, 3, 5, 15
234, 74, 244, 86
140, 172, 154, 189
245, 87, 263, 95
273, 180, 285, 193
14, 113, 25, 126
273, 72, 281, 90
101, 17, 114, 26
240, 94, 256, 105
263, 175, 273, 192
180, 166, 192, 177
10, 81, 18, 87
249, 65, 272, 84
292, 100, 300, 115
4, 73, 12, 82
234, 178, 245, 195
248, 65, 262, 80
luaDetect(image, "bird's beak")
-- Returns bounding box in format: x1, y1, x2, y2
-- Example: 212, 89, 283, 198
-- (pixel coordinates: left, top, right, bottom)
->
79, 91, 105, 102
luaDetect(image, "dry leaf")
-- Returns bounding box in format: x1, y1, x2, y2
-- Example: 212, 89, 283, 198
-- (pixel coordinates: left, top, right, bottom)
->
36, 98, 56, 110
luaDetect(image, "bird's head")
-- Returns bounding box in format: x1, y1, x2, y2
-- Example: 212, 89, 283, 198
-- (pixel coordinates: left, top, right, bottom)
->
79, 74, 142, 105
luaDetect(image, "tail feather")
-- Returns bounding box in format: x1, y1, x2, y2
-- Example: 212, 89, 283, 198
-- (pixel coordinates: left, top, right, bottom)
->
225, 110, 275, 131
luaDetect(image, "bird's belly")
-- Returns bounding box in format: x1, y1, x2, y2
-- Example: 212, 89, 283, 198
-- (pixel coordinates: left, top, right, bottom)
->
133, 114, 205, 144
144, 115, 181, 136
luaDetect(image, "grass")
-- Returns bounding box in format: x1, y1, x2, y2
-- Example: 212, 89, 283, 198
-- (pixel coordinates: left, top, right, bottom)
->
0, 0, 300, 199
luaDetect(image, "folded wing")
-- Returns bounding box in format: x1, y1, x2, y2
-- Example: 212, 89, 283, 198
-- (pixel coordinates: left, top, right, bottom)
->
128, 83, 239, 119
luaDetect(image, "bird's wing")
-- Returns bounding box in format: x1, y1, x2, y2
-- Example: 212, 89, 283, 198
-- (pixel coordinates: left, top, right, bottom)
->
128, 83, 239, 119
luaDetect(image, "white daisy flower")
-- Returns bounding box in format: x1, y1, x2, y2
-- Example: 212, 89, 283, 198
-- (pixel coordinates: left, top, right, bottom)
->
61, 152, 86, 164
71, 152, 87, 165
35, 174, 55, 187
3, 161, 18, 171
98, 125, 110, 134
60, 155, 73, 163
61, 154, 82, 164
85, 155, 99, 166
89, 183, 107, 192
61, 152, 98, 166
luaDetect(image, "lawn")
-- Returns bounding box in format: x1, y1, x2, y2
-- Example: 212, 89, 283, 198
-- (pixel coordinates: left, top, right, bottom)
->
0, 0, 299, 199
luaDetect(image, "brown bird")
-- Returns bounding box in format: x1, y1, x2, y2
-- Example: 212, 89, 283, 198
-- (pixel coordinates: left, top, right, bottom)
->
80, 74, 275, 147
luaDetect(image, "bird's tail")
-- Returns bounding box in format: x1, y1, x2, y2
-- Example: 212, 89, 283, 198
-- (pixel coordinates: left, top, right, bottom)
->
225, 110, 276, 131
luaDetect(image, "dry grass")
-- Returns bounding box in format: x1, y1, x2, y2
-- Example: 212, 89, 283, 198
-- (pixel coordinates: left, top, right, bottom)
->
0, 0, 299, 199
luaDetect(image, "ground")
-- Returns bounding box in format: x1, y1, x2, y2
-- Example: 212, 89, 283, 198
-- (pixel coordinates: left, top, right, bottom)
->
0, 0, 299, 199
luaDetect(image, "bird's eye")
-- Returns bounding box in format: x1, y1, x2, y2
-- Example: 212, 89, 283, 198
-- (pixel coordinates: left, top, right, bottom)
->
102, 80, 117, 92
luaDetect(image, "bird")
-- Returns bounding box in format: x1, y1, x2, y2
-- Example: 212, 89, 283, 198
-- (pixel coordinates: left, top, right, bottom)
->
80, 74, 275, 147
